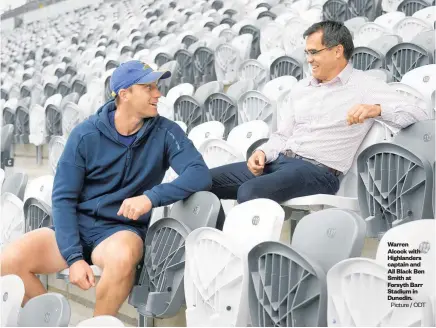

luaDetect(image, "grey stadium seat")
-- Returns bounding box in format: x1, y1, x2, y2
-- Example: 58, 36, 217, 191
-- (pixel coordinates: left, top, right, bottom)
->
1, 124, 14, 169
193, 46, 217, 88
270, 55, 305, 80
240, 24, 261, 59
174, 49, 195, 85
157, 61, 179, 97
18, 293, 71, 327
247, 208, 366, 327
350, 46, 384, 71
397, 0, 432, 16
385, 42, 434, 82
2, 172, 28, 200
14, 97, 31, 144
173, 95, 204, 133
323, 0, 350, 22
24, 198, 52, 232
357, 119, 435, 237
204, 92, 238, 137
129, 192, 221, 321
348, 0, 382, 21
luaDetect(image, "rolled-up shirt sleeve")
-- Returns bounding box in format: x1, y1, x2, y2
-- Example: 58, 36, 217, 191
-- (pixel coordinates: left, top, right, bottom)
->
257, 97, 296, 163
364, 78, 429, 129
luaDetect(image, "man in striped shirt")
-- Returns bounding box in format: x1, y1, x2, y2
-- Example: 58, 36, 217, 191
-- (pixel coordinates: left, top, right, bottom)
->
209, 21, 429, 210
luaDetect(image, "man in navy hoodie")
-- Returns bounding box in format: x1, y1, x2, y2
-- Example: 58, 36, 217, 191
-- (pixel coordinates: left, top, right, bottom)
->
1, 61, 212, 316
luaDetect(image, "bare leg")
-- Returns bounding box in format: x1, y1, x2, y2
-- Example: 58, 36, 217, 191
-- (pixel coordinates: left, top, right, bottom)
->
1, 228, 68, 304
91, 230, 143, 316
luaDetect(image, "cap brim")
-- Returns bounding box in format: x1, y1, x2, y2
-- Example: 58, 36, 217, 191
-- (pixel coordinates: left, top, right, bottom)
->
136, 70, 171, 85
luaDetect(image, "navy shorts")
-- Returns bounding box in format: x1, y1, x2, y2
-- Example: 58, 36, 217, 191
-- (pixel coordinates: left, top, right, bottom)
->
50, 217, 147, 265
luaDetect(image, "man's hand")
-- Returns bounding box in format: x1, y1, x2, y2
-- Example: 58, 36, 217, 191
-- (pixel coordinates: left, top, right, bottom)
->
247, 150, 266, 176
69, 260, 95, 290
117, 195, 152, 220
347, 104, 381, 125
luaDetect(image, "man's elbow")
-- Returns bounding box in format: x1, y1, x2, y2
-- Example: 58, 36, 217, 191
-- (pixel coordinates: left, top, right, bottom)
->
194, 166, 212, 191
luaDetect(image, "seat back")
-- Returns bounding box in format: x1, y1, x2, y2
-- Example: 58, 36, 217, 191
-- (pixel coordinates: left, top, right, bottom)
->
215, 43, 243, 85
283, 19, 311, 55
351, 46, 384, 70
237, 90, 277, 133
227, 120, 270, 159
1, 275, 25, 327
323, 0, 349, 22
260, 22, 284, 55
169, 191, 222, 231
23, 174, 54, 206
240, 24, 261, 59
357, 120, 435, 237
292, 208, 366, 273
368, 34, 402, 55
24, 198, 53, 233
174, 50, 194, 85
62, 103, 84, 137
226, 79, 256, 101
129, 192, 221, 318
48, 136, 67, 175
354, 23, 389, 46
18, 293, 71, 327
185, 199, 284, 327
270, 55, 305, 80
412, 5, 436, 25
344, 16, 369, 36
386, 42, 433, 84
238, 59, 269, 89
2, 172, 28, 200
193, 47, 217, 88
390, 82, 430, 114
204, 93, 237, 137
348, 0, 382, 21
401, 64, 436, 113
394, 17, 432, 42
1, 193, 24, 248
375, 11, 405, 30
157, 61, 179, 97
173, 95, 204, 133
327, 258, 430, 326
337, 120, 388, 198
397, 0, 432, 16
165, 83, 195, 108
194, 81, 224, 105
223, 199, 285, 251
198, 138, 246, 168
248, 241, 327, 327
184, 227, 247, 326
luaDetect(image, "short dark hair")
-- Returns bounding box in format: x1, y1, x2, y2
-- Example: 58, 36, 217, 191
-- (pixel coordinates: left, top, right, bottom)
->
303, 21, 354, 60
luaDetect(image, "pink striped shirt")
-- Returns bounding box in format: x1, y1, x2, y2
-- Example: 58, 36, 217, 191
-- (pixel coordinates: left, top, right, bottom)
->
258, 64, 429, 173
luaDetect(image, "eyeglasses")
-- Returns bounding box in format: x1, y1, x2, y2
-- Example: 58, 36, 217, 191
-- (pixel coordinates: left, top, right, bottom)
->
304, 45, 338, 57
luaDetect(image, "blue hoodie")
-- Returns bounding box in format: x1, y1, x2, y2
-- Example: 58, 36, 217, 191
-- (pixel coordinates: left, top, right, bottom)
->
52, 100, 212, 266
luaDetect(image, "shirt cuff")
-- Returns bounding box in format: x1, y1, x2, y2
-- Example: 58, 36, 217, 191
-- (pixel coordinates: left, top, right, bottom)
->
67, 253, 84, 267
143, 190, 160, 208
256, 145, 279, 164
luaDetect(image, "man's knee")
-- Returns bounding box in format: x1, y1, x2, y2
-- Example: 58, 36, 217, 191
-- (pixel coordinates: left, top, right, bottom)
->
102, 237, 143, 277
1, 242, 25, 275
237, 182, 264, 204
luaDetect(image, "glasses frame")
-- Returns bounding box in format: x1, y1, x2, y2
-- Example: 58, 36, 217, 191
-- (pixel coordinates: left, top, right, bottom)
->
304, 44, 339, 57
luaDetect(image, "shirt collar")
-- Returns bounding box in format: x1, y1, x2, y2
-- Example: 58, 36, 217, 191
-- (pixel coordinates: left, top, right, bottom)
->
308, 63, 353, 87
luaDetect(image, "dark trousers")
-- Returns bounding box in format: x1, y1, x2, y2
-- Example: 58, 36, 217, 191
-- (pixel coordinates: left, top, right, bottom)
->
210, 154, 340, 205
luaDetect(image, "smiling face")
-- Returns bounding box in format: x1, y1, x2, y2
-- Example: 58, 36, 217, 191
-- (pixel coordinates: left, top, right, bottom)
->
305, 30, 344, 83
119, 82, 161, 118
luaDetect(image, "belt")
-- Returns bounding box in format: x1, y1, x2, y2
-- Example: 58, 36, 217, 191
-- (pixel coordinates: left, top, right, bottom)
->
282, 150, 342, 177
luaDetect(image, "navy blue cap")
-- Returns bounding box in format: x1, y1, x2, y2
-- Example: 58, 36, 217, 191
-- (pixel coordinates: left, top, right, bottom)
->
109, 60, 171, 98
